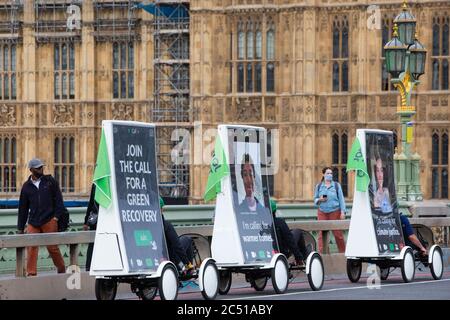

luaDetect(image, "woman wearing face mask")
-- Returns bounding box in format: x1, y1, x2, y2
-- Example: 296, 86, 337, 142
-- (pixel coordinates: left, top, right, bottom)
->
313, 167, 347, 253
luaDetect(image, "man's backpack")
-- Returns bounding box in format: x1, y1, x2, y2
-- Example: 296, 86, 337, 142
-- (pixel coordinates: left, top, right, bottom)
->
58, 207, 70, 232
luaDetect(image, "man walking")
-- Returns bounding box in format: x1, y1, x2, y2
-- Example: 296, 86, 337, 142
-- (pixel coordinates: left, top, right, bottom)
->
17, 158, 66, 276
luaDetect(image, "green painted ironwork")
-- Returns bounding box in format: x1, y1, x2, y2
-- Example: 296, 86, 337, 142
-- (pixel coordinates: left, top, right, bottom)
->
0, 202, 416, 275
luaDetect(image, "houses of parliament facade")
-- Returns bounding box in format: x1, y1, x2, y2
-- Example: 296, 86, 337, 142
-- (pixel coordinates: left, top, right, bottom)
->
0, 0, 449, 204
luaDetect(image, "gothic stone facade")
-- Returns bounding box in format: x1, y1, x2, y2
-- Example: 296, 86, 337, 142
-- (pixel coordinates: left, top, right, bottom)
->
0, 0, 449, 202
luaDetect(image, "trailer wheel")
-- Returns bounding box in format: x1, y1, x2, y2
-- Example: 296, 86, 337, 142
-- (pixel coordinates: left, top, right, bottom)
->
346, 259, 362, 283
95, 278, 117, 300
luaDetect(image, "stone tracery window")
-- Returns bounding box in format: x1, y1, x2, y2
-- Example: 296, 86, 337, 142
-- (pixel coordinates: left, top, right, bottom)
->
0, 135, 17, 193
0, 44, 17, 100
331, 16, 349, 92
54, 135, 75, 193
234, 19, 273, 93
432, 13, 450, 90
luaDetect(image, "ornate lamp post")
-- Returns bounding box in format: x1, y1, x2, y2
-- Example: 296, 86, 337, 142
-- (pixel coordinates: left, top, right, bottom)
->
384, 0, 427, 201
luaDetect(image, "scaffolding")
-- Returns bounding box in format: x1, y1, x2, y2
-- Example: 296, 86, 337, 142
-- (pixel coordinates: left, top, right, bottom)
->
0, 0, 23, 44
139, 1, 190, 202
93, 0, 140, 42
34, 0, 83, 43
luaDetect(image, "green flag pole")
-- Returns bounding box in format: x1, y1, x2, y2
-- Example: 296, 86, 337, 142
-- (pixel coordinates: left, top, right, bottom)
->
93, 128, 112, 208
203, 135, 230, 202
347, 137, 370, 192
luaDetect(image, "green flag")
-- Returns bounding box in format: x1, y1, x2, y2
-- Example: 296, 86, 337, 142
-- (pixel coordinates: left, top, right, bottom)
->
347, 137, 370, 192
203, 136, 230, 202
93, 129, 112, 208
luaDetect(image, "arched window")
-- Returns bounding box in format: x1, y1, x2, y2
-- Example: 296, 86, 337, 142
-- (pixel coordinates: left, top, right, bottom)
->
432, 59, 440, 90
237, 63, 244, 92
266, 62, 275, 92
232, 21, 273, 93
443, 23, 449, 56
54, 135, 76, 193
246, 63, 253, 92
4, 138, 9, 163
247, 28, 254, 59
332, 133, 340, 164
62, 72, 67, 99
0, 136, 17, 193
267, 29, 275, 60
113, 42, 119, 69
333, 24, 340, 59
433, 22, 440, 56
341, 25, 348, 58
442, 133, 449, 165
61, 44, 67, 69
54, 43, 75, 100
332, 16, 349, 92
3, 74, 8, 99
431, 130, 450, 199
255, 62, 262, 92
431, 14, 450, 91
3, 46, 8, 71
238, 31, 245, 59
331, 131, 348, 196
342, 61, 349, 91
432, 133, 440, 165
332, 62, 340, 92
113, 42, 134, 99
442, 60, 449, 90
255, 30, 262, 59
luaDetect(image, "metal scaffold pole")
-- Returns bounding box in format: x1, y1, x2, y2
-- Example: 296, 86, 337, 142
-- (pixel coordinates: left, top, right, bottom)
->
139, 1, 191, 202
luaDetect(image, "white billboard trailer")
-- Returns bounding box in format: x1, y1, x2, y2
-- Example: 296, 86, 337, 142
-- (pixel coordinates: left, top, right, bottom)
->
344, 129, 444, 284
210, 125, 327, 294
346, 129, 404, 259
89, 120, 219, 301
211, 125, 278, 266
90, 121, 168, 277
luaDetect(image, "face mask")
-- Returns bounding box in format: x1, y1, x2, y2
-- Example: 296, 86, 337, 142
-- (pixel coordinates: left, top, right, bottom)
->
324, 174, 333, 181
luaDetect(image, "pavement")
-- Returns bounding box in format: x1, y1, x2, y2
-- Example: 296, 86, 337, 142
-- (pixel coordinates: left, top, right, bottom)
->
1, 249, 449, 300
112, 268, 450, 301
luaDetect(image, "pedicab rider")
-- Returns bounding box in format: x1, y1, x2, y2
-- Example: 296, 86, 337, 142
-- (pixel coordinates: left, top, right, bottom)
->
270, 199, 309, 267
160, 197, 195, 274
400, 213, 428, 257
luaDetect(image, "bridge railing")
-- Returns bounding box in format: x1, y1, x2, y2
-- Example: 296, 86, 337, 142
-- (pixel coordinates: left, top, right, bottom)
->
1, 216, 449, 277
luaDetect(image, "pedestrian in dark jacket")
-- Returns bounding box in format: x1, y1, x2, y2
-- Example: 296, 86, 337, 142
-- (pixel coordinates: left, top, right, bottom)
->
17, 158, 66, 276
271, 199, 309, 266
83, 184, 98, 271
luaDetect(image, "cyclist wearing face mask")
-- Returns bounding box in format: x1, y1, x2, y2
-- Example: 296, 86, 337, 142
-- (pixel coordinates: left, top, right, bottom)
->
313, 167, 347, 254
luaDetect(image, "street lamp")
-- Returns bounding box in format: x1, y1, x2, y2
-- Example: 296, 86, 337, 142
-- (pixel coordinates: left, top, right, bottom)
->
383, 0, 427, 201
394, 0, 416, 45
384, 25, 407, 79
409, 35, 427, 80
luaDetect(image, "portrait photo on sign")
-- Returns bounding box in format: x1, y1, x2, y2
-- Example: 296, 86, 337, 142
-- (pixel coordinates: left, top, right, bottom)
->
366, 132, 404, 254
228, 128, 277, 263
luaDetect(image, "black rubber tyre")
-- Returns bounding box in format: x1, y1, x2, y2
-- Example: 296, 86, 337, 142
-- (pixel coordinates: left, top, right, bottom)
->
218, 270, 232, 295
250, 276, 268, 291
95, 278, 117, 300
346, 259, 362, 283
138, 286, 157, 300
